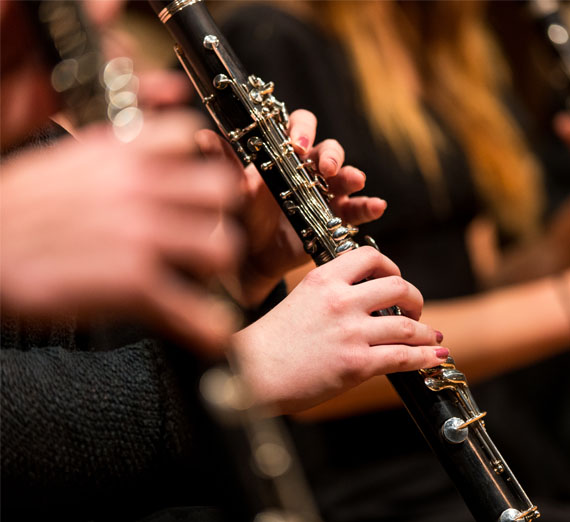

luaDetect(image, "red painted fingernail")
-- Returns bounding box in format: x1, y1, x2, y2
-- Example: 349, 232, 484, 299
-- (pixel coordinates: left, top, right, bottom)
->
296, 136, 309, 152
435, 330, 444, 343
435, 347, 449, 359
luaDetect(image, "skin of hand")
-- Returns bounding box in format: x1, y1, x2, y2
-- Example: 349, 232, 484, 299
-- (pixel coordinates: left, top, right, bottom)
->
195, 109, 387, 306
0, 110, 243, 354
299, 269, 570, 421
231, 247, 449, 414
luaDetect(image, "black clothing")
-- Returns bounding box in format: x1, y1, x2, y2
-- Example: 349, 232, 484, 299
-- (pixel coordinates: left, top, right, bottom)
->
1, 111, 288, 522
1, 278, 288, 522
1, 125, 197, 522
221, 6, 570, 521
0, 313, 200, 522
222, 6, 480, 302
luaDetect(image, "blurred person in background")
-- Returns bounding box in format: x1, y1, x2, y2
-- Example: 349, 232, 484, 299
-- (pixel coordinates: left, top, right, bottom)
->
1, 1, 450, 520
217, 1, 570, 520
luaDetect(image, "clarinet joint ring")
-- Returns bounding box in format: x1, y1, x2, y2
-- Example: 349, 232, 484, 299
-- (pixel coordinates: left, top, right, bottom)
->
158, 0, 201, 23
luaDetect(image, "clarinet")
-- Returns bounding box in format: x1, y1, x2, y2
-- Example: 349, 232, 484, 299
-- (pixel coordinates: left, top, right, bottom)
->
29, 0, 143, 138
148, 1, 541, 520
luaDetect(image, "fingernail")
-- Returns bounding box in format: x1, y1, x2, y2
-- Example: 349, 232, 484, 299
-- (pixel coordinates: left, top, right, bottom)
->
359, 169, 366, 182
296, 136, 309, 152
435, 330, 444, 343
435, 347, 449, 359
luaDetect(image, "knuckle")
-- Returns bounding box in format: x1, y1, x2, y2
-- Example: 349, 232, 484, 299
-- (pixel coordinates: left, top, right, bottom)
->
391, 346, 411, 370
375, 252, 401, 277
359, 245, 382, 265
301, 265, 328, 288
301, 267, 348, 315
388, 275, 409, 297
417, 291, 425, 310
339, 348, 368, 383
398, 317, 416, 340
324, 288, 349, 316
423, 350, 439, 369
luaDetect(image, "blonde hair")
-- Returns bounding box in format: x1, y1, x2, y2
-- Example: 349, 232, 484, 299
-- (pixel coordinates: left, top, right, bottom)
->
313, 0, 545, 239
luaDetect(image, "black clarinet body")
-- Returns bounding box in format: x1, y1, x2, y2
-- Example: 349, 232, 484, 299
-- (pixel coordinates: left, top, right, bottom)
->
149, 1, 540, 520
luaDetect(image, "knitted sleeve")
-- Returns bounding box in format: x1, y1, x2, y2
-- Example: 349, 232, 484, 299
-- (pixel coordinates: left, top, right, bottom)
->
0, 339, 195, 518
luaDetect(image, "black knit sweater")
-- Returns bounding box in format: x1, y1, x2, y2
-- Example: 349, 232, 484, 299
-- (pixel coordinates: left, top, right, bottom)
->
1, 285, 287, 522
0, 125, 206, 522
0, 312, 199, 522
